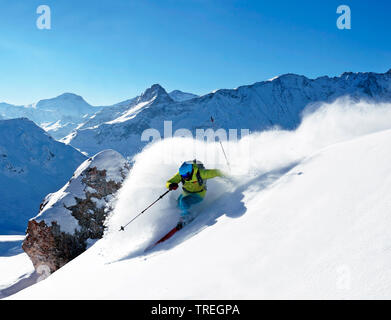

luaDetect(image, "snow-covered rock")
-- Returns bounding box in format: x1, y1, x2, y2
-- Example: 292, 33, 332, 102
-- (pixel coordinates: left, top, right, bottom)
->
0, 118, 87, 234
66, 70, 391, 157
22, 150, 130, 273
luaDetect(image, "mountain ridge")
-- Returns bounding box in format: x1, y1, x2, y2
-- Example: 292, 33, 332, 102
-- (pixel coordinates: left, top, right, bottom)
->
0, 117, 87, 234
66, 69, 391, 157
1, 69, 390, 147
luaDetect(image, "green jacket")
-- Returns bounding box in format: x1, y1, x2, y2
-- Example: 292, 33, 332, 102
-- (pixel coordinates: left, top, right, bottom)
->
166, 165, 223, 197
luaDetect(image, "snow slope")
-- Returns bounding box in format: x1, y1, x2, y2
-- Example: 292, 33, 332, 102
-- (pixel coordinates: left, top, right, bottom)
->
0, 118, 87, 234
66, 70, 391, 157
168, 90, 199, 102
9, 100, 391, 299
0, 235, 25, 257
0, 253, 34, 298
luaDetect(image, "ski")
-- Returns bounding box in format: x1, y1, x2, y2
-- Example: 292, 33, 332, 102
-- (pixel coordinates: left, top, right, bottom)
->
155, 226, 180, 245
145, 219, 191, 252
144, 225, 180, 252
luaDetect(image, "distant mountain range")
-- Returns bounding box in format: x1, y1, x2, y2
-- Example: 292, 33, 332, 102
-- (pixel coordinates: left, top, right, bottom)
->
1, 70, 391, 159
2, 70, 391, 159
65, 69, 391, 157
0, 90, 198, 140
0, 89, 198, 234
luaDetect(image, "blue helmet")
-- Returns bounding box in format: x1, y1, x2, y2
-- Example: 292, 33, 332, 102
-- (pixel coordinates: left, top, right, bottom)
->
179, 162, 193, 180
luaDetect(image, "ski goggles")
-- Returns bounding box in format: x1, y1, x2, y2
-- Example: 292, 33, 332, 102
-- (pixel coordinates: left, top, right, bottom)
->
180, 170, 193, 181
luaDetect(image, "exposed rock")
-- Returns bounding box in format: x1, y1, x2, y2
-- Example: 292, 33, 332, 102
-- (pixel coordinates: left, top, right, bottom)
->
22, 149, 130, 274
22, 220, 83, 273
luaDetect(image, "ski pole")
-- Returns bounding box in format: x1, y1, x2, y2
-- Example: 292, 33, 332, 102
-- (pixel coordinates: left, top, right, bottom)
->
119, 190, 171, 231
210, 116, 231, 172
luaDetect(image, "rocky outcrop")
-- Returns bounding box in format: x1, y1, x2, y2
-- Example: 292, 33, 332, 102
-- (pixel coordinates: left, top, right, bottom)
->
22, 149, 130, 274
22, 220, 83, 272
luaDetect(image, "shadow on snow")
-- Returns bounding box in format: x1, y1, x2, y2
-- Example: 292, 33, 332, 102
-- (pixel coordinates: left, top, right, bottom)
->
117, 162, 300, 262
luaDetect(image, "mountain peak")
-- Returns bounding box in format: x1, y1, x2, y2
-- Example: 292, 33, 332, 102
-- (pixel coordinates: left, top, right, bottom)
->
387, 69, 391, 74
56, 92, 85, 100
150, 83, 165, 90
35, 92, 89, 106
143, 83, 167, 95
140, 84, 173, 103
34, 92, 94, 116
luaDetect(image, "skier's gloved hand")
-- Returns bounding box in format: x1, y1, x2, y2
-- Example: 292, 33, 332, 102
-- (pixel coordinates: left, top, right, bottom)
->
169, 183, 179, 190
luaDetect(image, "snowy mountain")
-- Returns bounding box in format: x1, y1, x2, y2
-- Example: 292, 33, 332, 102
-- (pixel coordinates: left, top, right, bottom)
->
168, 90, 198, 102
8, 98, 391, 299
65, 70, 391, 157
22, 149, 129, 273
72, 84, 174, 132
0, 94, 102, 140
61, 84, 176, 154
0, 118, 87, 234
0, 89, 198, 143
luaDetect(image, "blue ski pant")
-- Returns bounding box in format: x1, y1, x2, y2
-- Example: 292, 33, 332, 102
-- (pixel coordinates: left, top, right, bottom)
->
177, 193, 203, 217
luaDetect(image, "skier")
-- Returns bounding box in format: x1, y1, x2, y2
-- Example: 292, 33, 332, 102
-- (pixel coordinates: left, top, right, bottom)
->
166, 160, 223, 229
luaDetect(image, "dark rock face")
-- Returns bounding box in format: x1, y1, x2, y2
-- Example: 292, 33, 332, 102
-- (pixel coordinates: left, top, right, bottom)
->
22, 220, 85, 273
22, 151, 129, 274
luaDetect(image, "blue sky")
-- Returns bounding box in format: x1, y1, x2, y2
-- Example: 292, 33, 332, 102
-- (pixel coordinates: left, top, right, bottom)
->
0, 0, 390, 105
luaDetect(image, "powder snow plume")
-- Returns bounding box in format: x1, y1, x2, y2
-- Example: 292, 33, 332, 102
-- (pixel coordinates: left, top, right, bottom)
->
98, 98, 391, 262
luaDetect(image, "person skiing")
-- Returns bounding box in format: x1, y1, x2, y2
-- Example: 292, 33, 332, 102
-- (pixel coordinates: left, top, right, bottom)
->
166, 160, 223, 229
